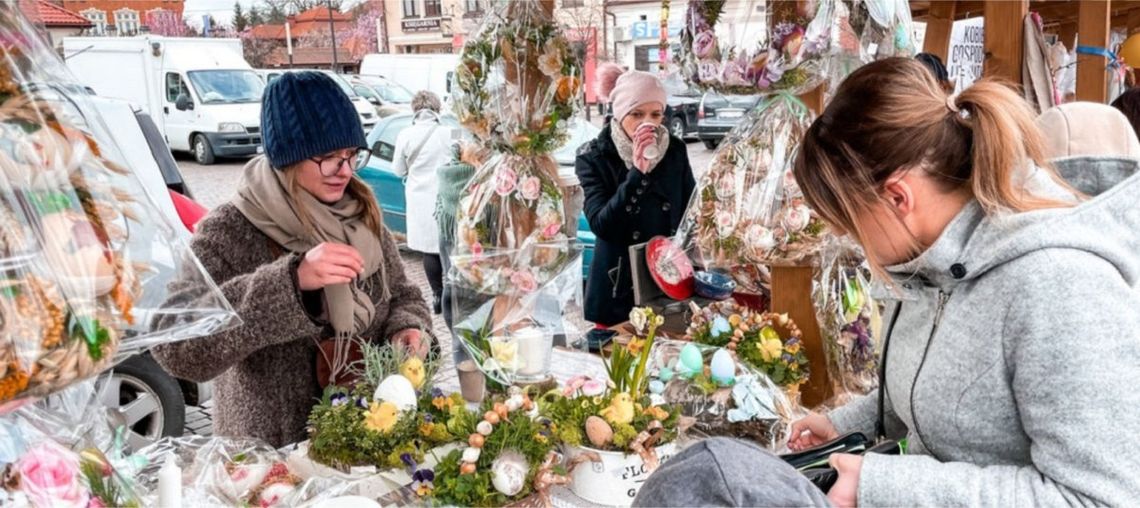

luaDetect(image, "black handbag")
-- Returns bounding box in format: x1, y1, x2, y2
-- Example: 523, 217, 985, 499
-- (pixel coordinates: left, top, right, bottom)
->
778, 433, 902, 493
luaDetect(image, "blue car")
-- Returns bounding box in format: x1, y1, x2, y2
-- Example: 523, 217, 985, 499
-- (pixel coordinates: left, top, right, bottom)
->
358, 113, 598, 277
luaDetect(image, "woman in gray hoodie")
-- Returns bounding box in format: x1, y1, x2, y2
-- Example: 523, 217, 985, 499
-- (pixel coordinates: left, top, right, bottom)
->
787, 58, 1140, 506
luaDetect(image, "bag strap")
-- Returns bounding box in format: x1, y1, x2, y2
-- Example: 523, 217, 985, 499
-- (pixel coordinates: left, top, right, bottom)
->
403, 123, 440, 171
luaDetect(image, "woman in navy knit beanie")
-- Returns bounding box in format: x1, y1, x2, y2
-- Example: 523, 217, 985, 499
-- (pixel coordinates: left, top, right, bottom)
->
152, 71, 433, 447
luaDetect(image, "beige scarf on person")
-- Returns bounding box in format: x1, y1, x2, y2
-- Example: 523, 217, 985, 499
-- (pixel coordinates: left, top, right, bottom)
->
233, 156, 387, 351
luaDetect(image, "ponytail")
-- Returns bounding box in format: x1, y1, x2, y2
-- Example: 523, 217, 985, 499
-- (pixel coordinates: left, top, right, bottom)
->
954, 81, 1073, 213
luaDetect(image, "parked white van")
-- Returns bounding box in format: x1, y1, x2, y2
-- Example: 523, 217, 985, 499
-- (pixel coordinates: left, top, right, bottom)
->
359, 53, 458, 101
256, 68, 379, 133
63, 36, 264, 165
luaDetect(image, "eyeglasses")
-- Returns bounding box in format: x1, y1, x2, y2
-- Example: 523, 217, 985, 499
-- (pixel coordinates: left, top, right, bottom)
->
309, 148, 372, 176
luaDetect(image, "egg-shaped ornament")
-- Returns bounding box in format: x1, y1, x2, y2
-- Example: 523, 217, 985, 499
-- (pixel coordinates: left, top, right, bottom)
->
678, 344, 704, 378
649, 379, 666, 394
490, 450, 529, 497
373, 375, 417, 412
710, 349, 736, 386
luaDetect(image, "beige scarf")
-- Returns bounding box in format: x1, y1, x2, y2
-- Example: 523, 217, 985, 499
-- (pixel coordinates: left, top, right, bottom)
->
233, 156, 387, 344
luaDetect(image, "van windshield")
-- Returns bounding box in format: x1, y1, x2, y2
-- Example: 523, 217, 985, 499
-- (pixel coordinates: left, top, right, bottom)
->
187, 70, 265, 104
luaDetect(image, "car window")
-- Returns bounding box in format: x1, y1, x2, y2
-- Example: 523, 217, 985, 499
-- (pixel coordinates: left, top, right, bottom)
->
373, 117, 413, 162
355, 85, 379, 101
165, 73, 189, 102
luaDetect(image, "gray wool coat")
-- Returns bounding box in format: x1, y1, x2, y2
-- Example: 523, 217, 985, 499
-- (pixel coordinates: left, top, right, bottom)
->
827, 156, 1140, 506
152, 203, 431, 448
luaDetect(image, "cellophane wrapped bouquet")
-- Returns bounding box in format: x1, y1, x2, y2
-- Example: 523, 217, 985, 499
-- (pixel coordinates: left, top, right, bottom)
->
813, 242, 883, 403
679, 0, 838, 96
674, 94, 826, 293
0, 4, 236, 409
450, 1, 586, 386
828, 0, 917, 94
451, 243, 585, 387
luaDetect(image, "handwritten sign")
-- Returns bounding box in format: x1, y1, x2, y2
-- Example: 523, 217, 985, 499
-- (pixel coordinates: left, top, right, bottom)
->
947, 17, 985, 93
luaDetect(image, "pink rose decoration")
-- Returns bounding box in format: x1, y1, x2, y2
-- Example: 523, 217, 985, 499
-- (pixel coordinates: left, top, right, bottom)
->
581, 380, 606, 397
720, 61, 749, 87
15, 442, 89, 508
471, 242, 484, 258
693, 30, 717, 59
782, 204, 812, 233
714, 175, 735, 200
715, 210, 735, 238
698, 62, 720, 83
494, 168, 518, 197
542, 222, 562, 239
519, 176, 542, 201
746, 224, 777, 253
510, 269, 538, 293
563, 375, 589, 397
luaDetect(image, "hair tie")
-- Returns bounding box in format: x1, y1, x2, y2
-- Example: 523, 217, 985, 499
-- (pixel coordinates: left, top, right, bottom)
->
946, 95, 960, 113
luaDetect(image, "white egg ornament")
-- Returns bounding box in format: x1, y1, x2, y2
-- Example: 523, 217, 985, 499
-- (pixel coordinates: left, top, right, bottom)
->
710, 349, 736, 386
373, 375, 417, 412
490, 450, 528, 497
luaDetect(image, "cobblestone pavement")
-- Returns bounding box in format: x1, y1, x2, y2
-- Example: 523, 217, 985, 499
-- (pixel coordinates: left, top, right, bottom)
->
176, 138, 712, 436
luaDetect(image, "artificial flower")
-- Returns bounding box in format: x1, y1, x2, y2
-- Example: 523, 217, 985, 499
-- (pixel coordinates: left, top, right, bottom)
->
14, 441, 89, 508
519, 176, 542, 201
759, 338, 784, 363
715, 175, 735, 199
494, 167, 518, 196
626, 338, 645, 355
510, 269, 538, 293
693, 30, 718, 59
563, 375, 588, 397
555, 76, 581, 102
629, 308, 648, 333
581, 380, 606, 397
781, 27, 806, 60
781, 204, 812, 233
698, 61, 720, 82
643, 405, 670, 421
490, 339, 519, 369
716, 210, 735, 238
364, 401, 400, 434
400, 357, 426, 390
537, 47, 563, 77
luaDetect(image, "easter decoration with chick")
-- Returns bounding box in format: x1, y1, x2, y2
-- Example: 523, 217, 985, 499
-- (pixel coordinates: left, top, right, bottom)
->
305, 340, 467, 474
539, 308, 682, 506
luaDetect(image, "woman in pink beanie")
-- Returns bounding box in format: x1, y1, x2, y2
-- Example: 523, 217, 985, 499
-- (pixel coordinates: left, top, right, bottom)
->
576, 63, 696, 348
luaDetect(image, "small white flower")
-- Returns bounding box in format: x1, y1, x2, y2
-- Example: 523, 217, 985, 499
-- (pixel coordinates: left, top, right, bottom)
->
629, 308, 648, 332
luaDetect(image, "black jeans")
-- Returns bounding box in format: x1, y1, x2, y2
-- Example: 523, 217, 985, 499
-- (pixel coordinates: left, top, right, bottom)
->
422, 253, 443, 303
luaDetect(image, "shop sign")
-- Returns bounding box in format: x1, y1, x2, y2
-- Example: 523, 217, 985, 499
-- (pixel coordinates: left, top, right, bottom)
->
630, 20, 682, 40
402, 18, 441, 33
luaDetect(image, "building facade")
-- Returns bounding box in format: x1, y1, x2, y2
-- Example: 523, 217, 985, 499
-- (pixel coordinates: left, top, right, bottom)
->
33, 0, 92, 49
61, 0, 184, 36
382, 0, 468, 54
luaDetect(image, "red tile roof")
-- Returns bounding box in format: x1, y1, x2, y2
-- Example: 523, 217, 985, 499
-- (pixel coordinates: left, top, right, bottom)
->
293, 6, 351, 23
36, 0, 92, 27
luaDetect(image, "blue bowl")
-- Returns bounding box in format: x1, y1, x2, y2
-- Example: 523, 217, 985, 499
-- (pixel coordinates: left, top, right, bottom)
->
694, 270, 736, 300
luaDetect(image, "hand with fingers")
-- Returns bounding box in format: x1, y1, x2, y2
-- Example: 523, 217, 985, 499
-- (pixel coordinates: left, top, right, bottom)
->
296, 242, 366, 291
787, 412, 839, 451
632, 123, 659, 173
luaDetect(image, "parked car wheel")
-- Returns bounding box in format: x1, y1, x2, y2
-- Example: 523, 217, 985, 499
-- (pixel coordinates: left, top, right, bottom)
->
192, 134, 216, 165
103, 354, 185, 452
669, 117, 686, 140
703, 139, 719, 150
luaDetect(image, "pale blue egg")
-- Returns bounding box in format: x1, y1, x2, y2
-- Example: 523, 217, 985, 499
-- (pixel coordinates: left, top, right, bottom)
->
710, 349, 736, 386
649, 379, 666, 394
711, 316, 731, 338
680, 344, 704, 372
658, 366, 674, 382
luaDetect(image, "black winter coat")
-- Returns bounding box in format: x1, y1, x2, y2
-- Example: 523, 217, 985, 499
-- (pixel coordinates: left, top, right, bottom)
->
575, 123, 696, 325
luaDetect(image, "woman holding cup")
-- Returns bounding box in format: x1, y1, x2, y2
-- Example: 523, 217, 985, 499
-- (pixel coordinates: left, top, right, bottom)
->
576, 63, 696, 349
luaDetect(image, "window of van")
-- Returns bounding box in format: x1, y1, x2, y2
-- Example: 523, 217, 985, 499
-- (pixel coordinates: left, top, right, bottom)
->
187, 70, 265, 104
165, 73, 190, 102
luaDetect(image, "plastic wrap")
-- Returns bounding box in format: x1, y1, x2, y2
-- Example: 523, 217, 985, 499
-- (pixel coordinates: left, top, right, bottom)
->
134, 436, 358, 507
827, 0, 917, 95
814, 242, 883, 403
452, 1, 583, 156
650, 339, 801, 451
0, 4, 238, 407
675, 94, 826, 293
679, 0, 837, 96
451, 244, 585, 386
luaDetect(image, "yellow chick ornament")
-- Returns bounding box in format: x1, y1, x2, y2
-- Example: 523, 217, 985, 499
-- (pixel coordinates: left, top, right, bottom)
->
365, 401, 400, 434
400, 357, 426, 390
599, 392, 635, 426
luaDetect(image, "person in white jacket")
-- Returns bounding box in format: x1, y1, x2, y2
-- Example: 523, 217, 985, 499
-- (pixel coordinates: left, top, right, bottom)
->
393, 91, 453, 313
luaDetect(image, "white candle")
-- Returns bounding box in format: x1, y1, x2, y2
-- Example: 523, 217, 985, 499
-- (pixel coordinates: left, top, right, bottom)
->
514, 327, 552, 378
158, 453, 182, 508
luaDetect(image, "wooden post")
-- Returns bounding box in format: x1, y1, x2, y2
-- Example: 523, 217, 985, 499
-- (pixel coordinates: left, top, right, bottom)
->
923, 0, 958, 62
1077, 0, 1111, 102
770, 266, 829, 408
983, 0, 1028, 83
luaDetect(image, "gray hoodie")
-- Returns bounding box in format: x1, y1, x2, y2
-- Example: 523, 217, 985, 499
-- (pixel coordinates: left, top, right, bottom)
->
827, 156, 1140, 506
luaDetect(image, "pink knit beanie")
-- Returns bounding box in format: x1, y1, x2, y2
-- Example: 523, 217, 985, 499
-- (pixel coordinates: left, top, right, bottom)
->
596, 62, 668, 122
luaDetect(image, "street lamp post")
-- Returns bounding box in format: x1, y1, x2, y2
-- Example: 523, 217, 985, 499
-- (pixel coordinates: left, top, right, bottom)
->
326, 0, 338, 70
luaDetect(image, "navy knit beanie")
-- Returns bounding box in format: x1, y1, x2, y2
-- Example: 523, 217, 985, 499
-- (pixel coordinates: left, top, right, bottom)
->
260, 71, 366, 170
